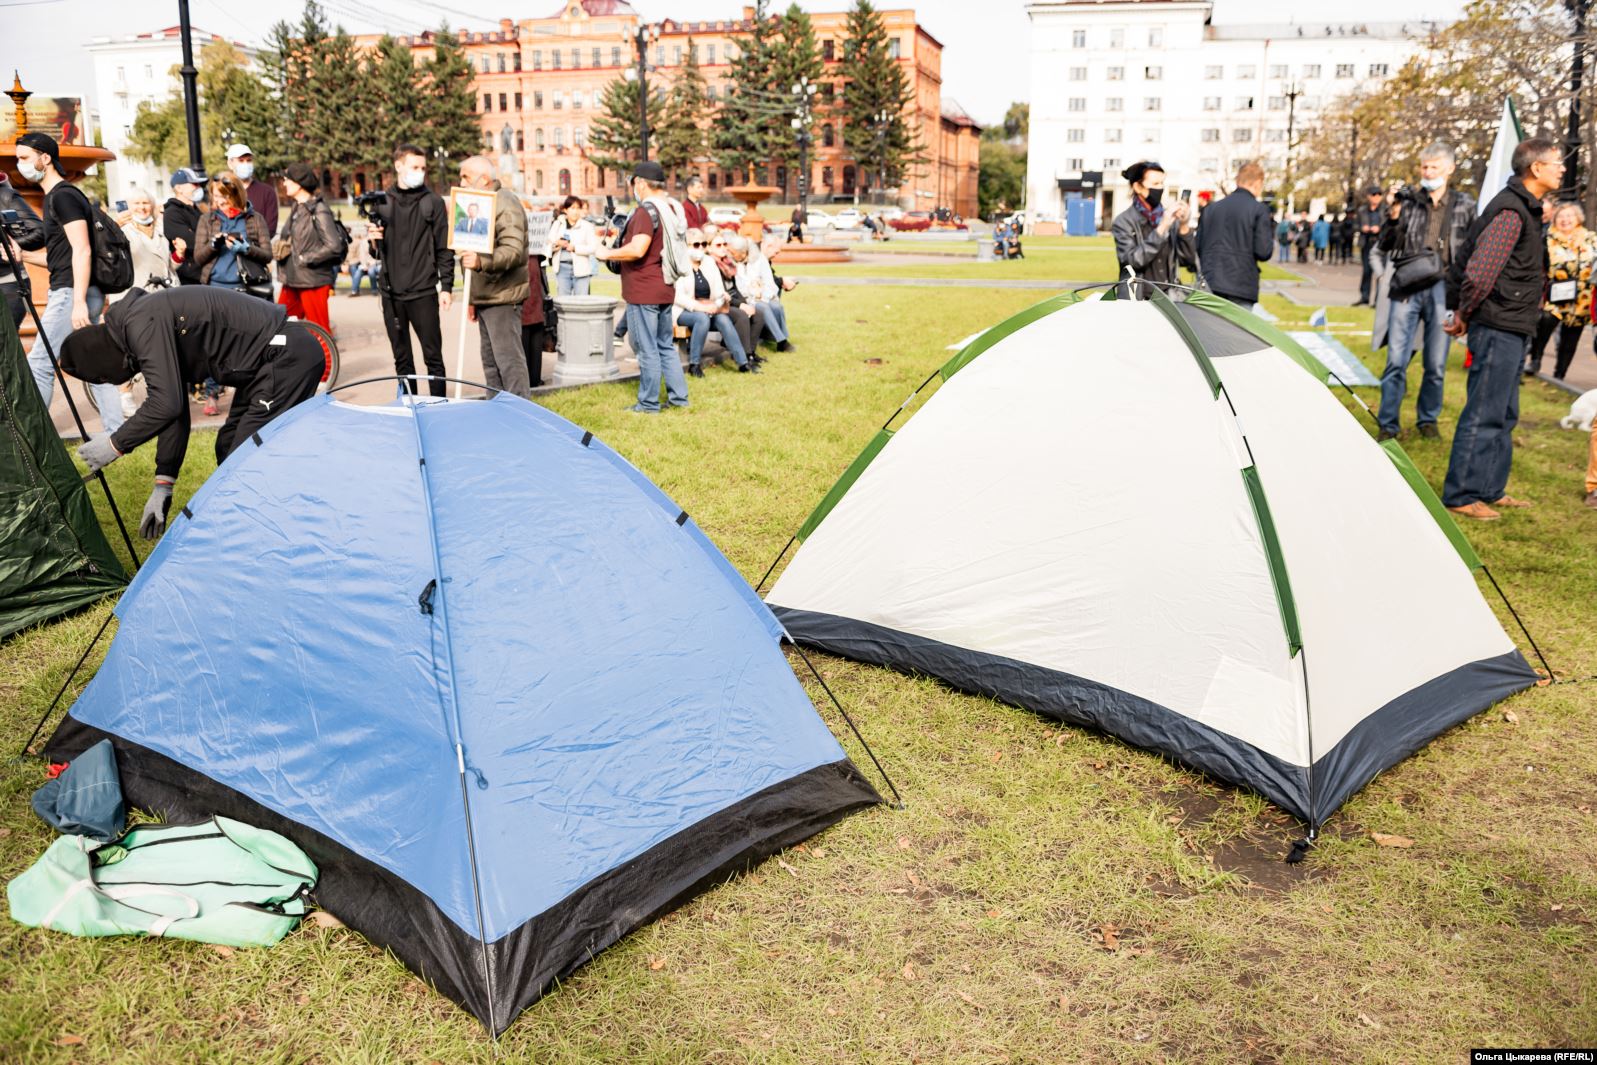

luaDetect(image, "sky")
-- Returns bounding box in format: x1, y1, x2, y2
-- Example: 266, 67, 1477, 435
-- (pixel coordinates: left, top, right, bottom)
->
1, 0, 1468, 128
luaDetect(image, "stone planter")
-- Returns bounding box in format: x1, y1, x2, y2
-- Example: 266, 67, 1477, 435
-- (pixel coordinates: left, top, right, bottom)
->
976, 237, 995, 262
553, 295, 622, 387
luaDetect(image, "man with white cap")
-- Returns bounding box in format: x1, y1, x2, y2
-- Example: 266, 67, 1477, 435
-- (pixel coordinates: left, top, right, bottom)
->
226, 143, 277, 237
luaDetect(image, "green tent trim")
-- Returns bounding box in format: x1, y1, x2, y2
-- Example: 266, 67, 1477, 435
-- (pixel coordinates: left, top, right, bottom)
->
797, 428, 895, 543
1380, 440, 1483, 572
1148, 287, 1222, 398
0, 308, 126, 640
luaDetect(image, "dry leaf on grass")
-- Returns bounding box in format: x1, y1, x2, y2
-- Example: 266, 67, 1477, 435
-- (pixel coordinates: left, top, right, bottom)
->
1054, 734, 1067, 747
1503, 709, 1520, 724
901, 961, 916, 980
777, 859, 799, 876
1357, 1012, 1381, 1029
812, 847, 827, 858
985, 908, 1003, 918
1096, 924, 1120, 951
956, 990, 981, 1008
1370, 832, 1415, 848
906, 870, 921, 887
308, 910, 344, 930
896, 836, 912, 850
209, 944, 235, 958
0, 827, 11, 838
54, 1035, 86, 1047
647, 956, 666, 971
990, 751, 1003, 764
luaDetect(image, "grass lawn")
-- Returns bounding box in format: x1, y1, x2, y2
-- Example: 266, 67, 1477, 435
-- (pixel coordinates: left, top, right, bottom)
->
1, 285, 1594, 1062
789, 235, 1300, 284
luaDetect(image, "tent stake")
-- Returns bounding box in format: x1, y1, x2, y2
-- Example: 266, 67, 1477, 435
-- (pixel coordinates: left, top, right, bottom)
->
1482, 564, 1555, 680
790, 641, 903, 809
18, 609, 114, 759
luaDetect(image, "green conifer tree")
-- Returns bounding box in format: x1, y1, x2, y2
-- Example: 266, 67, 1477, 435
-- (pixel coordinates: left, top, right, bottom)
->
714, 0, 779, 182
655, 37, 711, 187
416, 25, 487, 185
839, 0, 920, 199
767, 5, 827, 197
588, 76, 643, 174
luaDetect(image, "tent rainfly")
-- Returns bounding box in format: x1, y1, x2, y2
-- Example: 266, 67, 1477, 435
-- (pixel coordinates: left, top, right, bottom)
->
766, 288, 1539, 828
0, 305, 126, 640
46, 391, 881, 1035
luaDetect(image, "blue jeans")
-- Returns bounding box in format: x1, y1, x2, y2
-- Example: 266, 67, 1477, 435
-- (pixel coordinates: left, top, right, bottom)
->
625, 302, 687, 411
556, 260, 590, 296
754, 299, 789, 344
349, 263, 381, 295
677, 309, 748, 367
28, 285, 124, 434
1442, 322, 1527, 507
1379, 278, 1449, 433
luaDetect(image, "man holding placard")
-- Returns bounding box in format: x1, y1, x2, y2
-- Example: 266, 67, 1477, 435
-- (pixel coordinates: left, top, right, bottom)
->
454, 156, 529, 399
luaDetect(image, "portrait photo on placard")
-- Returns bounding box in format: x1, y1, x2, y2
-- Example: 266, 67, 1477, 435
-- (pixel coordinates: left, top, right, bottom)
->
448, 187, 496, 255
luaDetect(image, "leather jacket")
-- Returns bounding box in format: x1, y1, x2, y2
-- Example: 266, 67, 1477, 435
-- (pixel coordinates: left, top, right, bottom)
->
277, 196, 344, 289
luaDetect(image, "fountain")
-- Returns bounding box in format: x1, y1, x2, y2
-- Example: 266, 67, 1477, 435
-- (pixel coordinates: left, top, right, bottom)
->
723, 165, 850, 264
2, 72, 118, 335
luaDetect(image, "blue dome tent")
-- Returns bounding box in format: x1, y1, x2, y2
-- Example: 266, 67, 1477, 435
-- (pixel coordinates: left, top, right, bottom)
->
46, 389, 882, 1035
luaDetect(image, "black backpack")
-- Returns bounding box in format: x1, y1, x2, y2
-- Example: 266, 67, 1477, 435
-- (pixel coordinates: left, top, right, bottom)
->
57, 187, 134, 295
603, 202, 659, 276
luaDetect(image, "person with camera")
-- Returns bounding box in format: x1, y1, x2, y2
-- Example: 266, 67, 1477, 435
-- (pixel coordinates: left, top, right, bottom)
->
0, 170, 45, 329
57, 286, 325, 538
1440, 138, 1562, 521
1375, 143, 1477, 442
192, 173, 271, 297
163, 168, 208, 287
1111, 161, 1194, 296
272, 162, 343, 333
362, 144, 454, 398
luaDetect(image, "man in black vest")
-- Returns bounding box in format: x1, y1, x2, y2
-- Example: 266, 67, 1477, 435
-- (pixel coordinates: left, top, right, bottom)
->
368, 143, 455, 396
1441, 137, 1563, 521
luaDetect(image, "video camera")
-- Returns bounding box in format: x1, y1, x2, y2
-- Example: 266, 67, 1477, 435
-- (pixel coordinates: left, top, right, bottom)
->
354, 190, 388, 225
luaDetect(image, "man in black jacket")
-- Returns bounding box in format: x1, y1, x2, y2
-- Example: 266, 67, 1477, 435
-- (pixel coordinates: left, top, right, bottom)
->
0, 172, 45, 327
56, 287, 324, 538
163, 168, 208, 286
1354, 186, 1385, 305
1195, 161, 1274, 308
369, 143, 454, 396
1375, 142, 1477, 441
1440, 138, 1562, 521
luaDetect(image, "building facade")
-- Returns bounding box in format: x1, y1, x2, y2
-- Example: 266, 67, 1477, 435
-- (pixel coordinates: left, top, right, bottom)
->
86, 25, 245, 200
1025, 0, 1441, 232
378, 1, 979, 215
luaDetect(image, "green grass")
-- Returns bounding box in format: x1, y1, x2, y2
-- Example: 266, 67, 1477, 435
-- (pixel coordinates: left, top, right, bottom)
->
789, 235, 1301, 283
2, 286, 1594, 1062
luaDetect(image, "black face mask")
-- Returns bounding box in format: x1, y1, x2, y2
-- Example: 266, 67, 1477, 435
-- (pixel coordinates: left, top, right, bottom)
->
59, 324, 134, 385
1142, 187, 1164, 209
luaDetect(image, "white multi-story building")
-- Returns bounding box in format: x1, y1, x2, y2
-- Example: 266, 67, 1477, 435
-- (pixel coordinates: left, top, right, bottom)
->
86, 25, 246, 201
1025, 0, 1446, 233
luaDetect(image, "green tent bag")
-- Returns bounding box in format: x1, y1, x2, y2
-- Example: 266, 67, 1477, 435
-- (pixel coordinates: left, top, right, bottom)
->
7, 816, 317, 948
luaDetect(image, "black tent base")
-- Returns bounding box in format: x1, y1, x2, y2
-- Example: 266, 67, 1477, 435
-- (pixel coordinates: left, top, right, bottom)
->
48, 716, 880, 1036
772, 607, 1538, 829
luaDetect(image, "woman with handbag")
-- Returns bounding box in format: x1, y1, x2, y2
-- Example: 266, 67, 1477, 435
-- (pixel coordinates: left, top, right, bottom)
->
191, 172, 272, 415
1533, 201, 1597, 379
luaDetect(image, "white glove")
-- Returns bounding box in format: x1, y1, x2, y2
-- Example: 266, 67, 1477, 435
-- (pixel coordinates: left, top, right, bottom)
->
77, 433, 121, 474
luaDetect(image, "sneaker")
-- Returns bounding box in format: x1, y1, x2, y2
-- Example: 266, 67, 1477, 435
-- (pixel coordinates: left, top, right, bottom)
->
203, 399, 219, 417
1447, 501, 1500, 521
624, 403, 659, 414
739, 361, 761, 374
775, 340, 791, 353
1417, 423, 1441, 439
1377, 428, 1400, 442
1491, 495, 1532, 508
688, 364, 704, 378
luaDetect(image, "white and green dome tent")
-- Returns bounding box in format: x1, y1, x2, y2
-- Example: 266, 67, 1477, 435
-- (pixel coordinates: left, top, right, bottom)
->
765, 287, 1540, 828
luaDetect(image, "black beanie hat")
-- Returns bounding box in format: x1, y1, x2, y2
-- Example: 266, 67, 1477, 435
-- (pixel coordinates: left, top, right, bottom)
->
60, 320, 134, 385
283, 162, 319, 192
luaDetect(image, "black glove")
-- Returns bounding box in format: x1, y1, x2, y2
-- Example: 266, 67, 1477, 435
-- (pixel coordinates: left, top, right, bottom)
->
139, 478, 174, 539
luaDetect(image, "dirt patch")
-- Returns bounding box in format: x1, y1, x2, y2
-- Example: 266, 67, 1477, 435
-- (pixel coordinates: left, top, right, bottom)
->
1209, 831, 1332, 892
1150, 784, 1225, 826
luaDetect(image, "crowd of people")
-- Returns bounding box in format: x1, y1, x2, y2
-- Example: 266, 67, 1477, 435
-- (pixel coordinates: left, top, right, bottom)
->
1112, 136, 1590, 520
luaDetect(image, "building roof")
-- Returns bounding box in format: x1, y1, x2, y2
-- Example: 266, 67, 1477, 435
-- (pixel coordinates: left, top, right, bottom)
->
941, 99, 981, 130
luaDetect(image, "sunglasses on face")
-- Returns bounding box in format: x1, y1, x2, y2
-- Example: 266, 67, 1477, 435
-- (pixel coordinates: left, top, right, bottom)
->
690, 241, 708, 248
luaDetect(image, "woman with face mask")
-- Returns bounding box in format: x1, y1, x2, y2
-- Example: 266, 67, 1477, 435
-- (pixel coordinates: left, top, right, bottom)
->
673, 227, 754, 377
1110, 160, 1196, 296
115, 187, 173, 295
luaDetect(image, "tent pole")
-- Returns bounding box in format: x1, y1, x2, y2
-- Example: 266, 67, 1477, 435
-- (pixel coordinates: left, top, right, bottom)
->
17, 609, 114, 758
790, 641, 903, 809
754, 535, 795, 596
1482, 564, 1555, 680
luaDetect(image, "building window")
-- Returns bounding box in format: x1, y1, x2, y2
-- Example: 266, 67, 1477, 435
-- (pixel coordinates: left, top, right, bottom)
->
573, 93, 583, 109
554, 128, 564, 148
1200, 157, 1219, 173
612, 46, 621, 66
535, 170, 543, 188
1268, 63, 1287, 78
515, 92, 523, 110
574, 127, 585, 147
1201, 128, 1220, 143
1235, 96, 1254, 110
706, 85, 717, 100
822, 165, 833, 187
497, 53, 506, 72
143, 64, 152, 79
1203, 96, 1221, 111
499, 93, 508, 111
571, 48, 581, 69
1068, 97, 1087, 112
1104, 128, 1122, 143
822, 39, 834, 61
535, 128, 544, 149
673, 46, 682, 65
655, 46, 665, 66
554, 92, 563, 110
889, 38, 901, 59
1236, 65, 1256, 79
534, 91, 543, 109
559, 168, 571, 195
514, 53, 522, 72
1303, 63, 1320, 78
1144, 65, 1162, 80
1142, 128, 1159, 143
1268, 95, 1285, 110
1067, 128, 1085, 143
1148, 27, 1163, 47
533, 50, 542, 70
822, 124, 835, 147
708, 171, 718, 190
516, 130, 525, 150
1072, 29, 1086, 48
1335, 63, 1354, 78
1105, 97, 1123, 112
1233, 128, 1253, 143
1204, 65, 1222, 80
1264, 128, 1287, 143
1107, 65, 1123, 80
1109, 27, 1124, 48
707, 43, 716, 64
1369, 63, 1389, 77
483, 93, 492, 111
1302, 95, 1321, 110
479, 56, 489, 73
1066, 157, 1084, 171
1103, 157, 1119, 170
1069, 67, 1087, 81
1144, 97, 1161, 111
552, 50, 560, 69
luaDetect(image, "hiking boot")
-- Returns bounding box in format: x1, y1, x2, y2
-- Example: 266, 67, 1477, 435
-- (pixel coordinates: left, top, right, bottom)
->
1447, 501, 1500, 521
1417, 423, 1440, 439
1491, 495, 1532, 508
688, 364, 704, 378
739, 361, 761, 374
1377, 428, 1400, 442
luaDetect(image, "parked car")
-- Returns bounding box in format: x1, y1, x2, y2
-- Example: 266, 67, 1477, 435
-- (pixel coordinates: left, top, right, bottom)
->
834, 207, 864, 229
877, 207, 906, 222
708, 206, 746, 226
800, 207, 836, 230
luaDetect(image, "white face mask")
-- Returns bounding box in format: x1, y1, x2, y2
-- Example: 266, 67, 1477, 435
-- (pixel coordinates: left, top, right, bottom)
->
234, 162, 255, 181
190, 186, 207, 204
132, 212, 154, 226
17, 159, 44, 183
1419, 176, 1445, 191
689, 248, 704, 262
397, 167, 426, 190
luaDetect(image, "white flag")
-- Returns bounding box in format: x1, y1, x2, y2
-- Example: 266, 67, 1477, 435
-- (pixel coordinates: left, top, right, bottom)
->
1477, 98, 1524, 214
1309, 307, 1328, 329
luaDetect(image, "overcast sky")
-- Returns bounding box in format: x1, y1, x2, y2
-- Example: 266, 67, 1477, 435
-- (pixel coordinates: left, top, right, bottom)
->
2, 0, 1468, 127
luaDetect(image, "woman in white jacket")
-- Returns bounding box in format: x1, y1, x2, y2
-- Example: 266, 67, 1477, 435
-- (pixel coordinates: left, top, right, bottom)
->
547, 194, 598, 296
674, 228, 754, 376
116, 187, 174, 295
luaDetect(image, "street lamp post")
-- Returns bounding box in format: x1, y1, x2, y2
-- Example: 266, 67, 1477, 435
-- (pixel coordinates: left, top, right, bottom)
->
1564, 0, 1589, 196
433, 146, 448, 191
1281, 80, 1303, 214
791, 76, 818, 215
634, 24, 657, 162
871, 108, 891, 206
176, 0, 205, 173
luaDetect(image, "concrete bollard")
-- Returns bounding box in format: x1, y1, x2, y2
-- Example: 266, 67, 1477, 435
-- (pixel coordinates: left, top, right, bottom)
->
552, 295, 623, 387
976, 237, 995, 262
